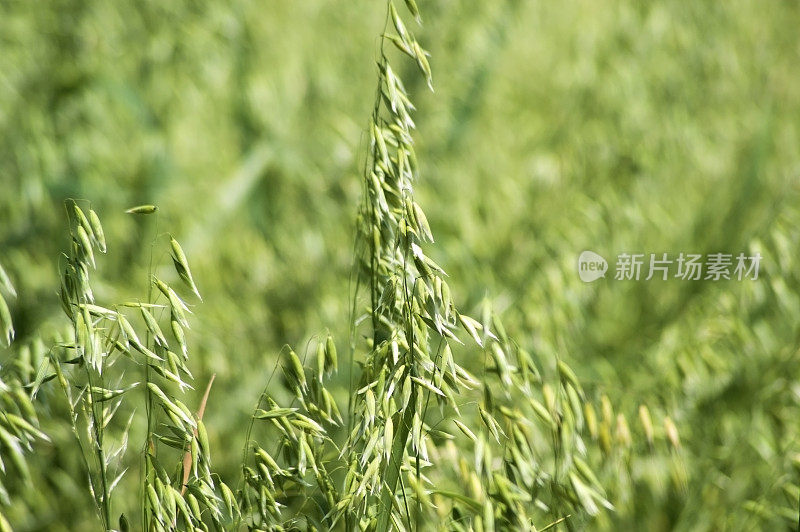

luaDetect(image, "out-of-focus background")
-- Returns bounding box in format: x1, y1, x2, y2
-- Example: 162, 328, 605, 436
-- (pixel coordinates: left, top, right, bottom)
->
2, 0, 800, 530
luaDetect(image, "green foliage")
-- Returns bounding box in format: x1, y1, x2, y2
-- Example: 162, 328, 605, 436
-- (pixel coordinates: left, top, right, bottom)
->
1, 0, 800, 531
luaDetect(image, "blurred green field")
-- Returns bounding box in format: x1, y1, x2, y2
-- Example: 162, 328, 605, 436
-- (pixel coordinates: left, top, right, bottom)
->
2, 0, 800, 530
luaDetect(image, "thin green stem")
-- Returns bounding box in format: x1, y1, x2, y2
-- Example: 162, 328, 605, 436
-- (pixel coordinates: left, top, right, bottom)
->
141, 214, 158, 531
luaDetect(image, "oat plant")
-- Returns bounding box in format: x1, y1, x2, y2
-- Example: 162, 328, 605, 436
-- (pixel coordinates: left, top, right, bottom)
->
25, 201, 237, 531
0, 265, 49, 532
236, 1, 655, 530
